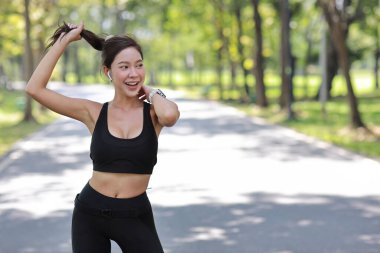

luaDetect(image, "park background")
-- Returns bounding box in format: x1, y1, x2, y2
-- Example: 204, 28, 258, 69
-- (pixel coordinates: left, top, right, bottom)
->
1, 1, 380, 253
0, 0, 379, 159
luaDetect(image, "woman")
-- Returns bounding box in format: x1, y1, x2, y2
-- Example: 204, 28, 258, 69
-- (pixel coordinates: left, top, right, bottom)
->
26, 21, 180, 253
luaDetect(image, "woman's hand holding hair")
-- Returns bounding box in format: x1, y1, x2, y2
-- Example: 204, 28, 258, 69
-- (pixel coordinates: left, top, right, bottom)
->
59, 22, 84, 45
26, 21, 85, 100
46, 21, 103, 51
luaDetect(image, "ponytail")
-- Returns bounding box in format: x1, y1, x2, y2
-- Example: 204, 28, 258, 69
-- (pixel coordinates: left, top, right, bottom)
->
46, 21, 144, 68
46, 21, 104, 51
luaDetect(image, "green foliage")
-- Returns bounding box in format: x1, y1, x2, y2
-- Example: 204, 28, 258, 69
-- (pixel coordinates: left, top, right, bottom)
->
1, 0, 379, 157
1, 0, 378, 87
0, 89, 57, 156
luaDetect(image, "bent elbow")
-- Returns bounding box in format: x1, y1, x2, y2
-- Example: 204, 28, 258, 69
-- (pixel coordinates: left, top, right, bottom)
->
160, 108, 180, 127
25, 83, 36, 97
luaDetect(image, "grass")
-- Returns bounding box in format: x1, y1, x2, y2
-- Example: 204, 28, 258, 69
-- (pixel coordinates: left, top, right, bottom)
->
225, 94, 380, 159
0, 89, 58, 157
173, 71, 380, 160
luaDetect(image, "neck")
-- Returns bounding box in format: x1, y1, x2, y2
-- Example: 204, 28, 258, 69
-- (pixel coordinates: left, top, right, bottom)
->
111, 93, 142, 109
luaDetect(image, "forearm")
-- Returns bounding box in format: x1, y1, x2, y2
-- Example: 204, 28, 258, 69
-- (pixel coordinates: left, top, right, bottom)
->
26, 39, 68, 96
151, 94, 180, 127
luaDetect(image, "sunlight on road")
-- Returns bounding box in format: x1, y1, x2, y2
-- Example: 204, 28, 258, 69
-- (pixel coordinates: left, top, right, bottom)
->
0, 169, 90, 218
1, 85, 380, 252
149, 99, 380, 209
2, 90, 380, 219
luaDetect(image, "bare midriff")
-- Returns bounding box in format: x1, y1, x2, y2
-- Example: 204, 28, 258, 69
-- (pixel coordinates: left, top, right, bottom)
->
89, 171, 151, 198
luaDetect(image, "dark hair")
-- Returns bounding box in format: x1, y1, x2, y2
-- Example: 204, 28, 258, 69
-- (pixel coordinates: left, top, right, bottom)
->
47, 21, 144, 68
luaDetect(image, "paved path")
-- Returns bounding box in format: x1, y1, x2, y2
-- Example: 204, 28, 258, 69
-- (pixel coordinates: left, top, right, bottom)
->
0, 84, 380, 253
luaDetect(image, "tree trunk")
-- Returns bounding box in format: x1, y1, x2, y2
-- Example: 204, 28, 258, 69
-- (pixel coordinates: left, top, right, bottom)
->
374, 28, 379, 90
73, 44, 81, 84
233, 2, 250, 102
213, 0, 225, 101
227, 50, 238, 97
375, 49, 379, 90
61, 49, 69, 82
316, 28, 339, 100
23, 0, 35, 122
315, 32, 339, 100
279, 0, 295, 119
318, 0, 365, 128
251, 0, 268, 107
230, 61, 238, 93
216, 44, 224, 101
302, 19, 315, 99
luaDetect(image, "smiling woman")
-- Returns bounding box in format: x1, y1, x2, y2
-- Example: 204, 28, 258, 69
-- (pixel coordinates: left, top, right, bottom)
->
25, 21, 180, 253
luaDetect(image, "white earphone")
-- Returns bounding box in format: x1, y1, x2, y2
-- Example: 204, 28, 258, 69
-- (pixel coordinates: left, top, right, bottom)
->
107, 71, 112, 81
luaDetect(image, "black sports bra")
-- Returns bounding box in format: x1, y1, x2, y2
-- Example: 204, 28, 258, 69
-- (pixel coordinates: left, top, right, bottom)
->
90, 102, 158, 174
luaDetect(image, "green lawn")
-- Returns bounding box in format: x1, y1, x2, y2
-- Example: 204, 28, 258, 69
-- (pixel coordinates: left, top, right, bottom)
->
175, 71, 380, 159
231, 97, 380, 159
0, 89, 57, 157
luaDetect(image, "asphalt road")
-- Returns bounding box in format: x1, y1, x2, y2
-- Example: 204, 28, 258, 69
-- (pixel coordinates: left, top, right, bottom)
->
0, 84, 380, 253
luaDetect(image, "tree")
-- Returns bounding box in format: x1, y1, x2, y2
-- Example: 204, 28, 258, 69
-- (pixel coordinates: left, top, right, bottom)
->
232, 0, 250, 101
362, 0, 380, 90
317, 0, 365, 128
22, 0, 35, 122
279, 0, 295, 119
316, 29, 339, 100
211, 0, 227, 100
251, 0, 268, 107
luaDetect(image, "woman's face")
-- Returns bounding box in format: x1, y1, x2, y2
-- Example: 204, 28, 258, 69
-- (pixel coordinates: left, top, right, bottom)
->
109, 47, 145, 98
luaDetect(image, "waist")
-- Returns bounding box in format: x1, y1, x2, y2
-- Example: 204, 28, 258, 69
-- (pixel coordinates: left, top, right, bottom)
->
89, 171, 151, 199
77, 182, 151, 212
92, 160, 154, 174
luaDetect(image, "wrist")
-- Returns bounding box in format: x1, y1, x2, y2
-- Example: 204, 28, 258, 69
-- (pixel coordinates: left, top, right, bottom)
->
52, 37, 69, 51
148, 89, 166, 103
148, 89, 157, 103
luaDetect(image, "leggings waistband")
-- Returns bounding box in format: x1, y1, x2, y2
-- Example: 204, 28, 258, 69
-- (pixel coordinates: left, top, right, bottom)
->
75, 195, 140, 218
77, 182, 150, 211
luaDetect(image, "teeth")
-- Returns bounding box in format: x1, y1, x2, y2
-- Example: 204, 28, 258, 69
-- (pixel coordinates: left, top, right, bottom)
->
125, 82, 138, 86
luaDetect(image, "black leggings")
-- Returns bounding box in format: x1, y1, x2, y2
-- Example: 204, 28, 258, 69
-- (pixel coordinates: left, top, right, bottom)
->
71, 182, 164, 253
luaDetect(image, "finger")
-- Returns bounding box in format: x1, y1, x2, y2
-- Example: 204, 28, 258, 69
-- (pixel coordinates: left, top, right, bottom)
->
67, 23, 76, 29
78, 21, 84, 30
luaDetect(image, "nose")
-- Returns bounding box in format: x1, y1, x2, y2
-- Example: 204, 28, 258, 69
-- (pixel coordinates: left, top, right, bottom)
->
128, 67, 138, 77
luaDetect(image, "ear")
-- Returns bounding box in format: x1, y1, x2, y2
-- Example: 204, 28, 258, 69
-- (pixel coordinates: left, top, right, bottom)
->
103, 66, 112, 81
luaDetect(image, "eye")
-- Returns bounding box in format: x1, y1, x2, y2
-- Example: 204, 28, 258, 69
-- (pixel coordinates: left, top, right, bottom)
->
120, 66, 128, 70
136, 63, 144, 68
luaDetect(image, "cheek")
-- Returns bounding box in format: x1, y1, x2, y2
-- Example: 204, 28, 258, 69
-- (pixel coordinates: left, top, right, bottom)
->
113, 70, 124, 79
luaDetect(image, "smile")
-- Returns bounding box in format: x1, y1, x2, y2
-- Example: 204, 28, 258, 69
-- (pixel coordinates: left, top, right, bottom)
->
125, 81, 139, 86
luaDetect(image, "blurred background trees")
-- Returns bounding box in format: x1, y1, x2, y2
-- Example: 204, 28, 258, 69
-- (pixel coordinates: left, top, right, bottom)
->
0, 0, 379, 128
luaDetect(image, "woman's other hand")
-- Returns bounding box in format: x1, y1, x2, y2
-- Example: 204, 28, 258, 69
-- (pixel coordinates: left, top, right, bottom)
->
138, 85, 151, 101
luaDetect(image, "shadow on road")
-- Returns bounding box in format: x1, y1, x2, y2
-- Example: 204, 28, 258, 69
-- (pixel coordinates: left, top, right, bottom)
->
0, 92, 380, 253
155, 192, 380, 253
0, 192, 379, 253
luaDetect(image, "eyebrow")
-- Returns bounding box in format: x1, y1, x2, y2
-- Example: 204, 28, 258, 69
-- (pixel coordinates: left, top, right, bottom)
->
117, 59, 143, 65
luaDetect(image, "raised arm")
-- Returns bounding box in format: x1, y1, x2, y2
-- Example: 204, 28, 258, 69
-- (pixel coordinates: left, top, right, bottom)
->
25, 22, 99, 130
140, 86, 180, 132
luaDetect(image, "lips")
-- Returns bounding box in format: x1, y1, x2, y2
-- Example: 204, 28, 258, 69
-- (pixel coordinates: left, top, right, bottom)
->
125, 81, 139, 86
